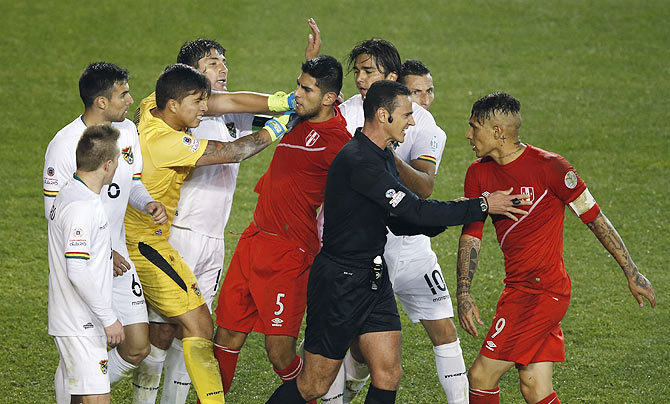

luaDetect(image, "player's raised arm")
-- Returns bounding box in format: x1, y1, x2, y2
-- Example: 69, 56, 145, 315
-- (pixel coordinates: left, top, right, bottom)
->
205, 91, 295, 116
305, 17, 321, 60
456, 233, 484, 337
586, 212, 656, 308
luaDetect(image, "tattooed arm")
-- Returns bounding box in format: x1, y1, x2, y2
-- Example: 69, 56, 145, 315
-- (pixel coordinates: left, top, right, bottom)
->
195, 129, 273, 166
586, 212, 656, 308
457, 233, 484, 337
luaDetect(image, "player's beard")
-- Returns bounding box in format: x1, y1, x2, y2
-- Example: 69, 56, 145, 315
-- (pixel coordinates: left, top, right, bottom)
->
297, 104, 319, 121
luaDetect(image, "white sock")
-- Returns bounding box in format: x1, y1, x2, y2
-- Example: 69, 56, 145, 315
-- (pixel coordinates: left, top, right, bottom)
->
108, 347, 138, 385
321, 361, 345, 403
343, 350, 370, 404
54, 360, 70, 404
160, 338, 192, 404
434, 339, 468, 404
132, 344, 167, 404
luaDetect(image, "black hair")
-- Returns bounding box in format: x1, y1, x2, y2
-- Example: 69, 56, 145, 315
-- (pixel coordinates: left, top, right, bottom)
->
177, 39, 226, 68
470, 92, 521, 124
398, 59, 431, 84
155, 63, 211, 110
301, 55, 343, 95
76, 124, 120, 171
347, 38, 402, 76
363, 80, 411, 122
79, 62, 129, 108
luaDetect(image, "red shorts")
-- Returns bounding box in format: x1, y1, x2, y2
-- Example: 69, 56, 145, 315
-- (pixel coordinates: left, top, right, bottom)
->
479, 287, 570, 366
215, 222, 314, 337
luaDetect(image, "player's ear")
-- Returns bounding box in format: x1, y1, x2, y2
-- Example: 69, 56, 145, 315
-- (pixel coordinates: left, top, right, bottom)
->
322, 91, 337, 106
95, 96, 107, 110
167, 99, 178, 113
386, 72, 398, 82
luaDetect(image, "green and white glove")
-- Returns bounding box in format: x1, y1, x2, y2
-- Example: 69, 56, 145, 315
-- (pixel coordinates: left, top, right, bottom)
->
267, 91, 296, 112
263, 112, 299, 141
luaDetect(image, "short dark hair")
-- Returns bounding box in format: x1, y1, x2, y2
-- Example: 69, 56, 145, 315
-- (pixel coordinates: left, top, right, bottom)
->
470, 92, 521, 125
301, 55, 343, 95
76, 124, 120, 171
177, 39, 226, 68
363, 80, 411, 122
398, 59, 430, 84
79, 62, 129, 108
155, 63, 211, 110
347, 38, 402, 76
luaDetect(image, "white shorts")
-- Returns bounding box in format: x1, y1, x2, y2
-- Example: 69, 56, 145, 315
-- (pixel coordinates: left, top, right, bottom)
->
384, 250, 454, 323
53, 335, 110, 396
147, 226, 225, 323
112, 257, 149, 326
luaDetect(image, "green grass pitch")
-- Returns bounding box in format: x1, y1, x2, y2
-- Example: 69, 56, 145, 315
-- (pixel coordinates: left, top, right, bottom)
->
1, 0, 668, 402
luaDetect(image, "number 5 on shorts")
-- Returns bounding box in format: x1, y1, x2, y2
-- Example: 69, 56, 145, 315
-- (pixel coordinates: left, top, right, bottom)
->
274, 293, 286, 315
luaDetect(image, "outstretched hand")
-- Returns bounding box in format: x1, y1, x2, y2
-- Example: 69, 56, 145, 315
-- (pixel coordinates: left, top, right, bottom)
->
458, 294, 484, 337
305, 18, 321, 60
628, 271, 656, 308
486, 187, 532, 221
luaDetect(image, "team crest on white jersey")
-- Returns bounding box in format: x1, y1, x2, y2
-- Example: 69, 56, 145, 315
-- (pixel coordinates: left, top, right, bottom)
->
226, 121, 238, 138
305, 130, 320, 147
121, 146, 134, 164
99, 359, 108, 374
520, 187, 535, 203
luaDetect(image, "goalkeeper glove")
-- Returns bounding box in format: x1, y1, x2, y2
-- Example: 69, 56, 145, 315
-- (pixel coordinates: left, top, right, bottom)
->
267, 91, 296, 112
263, 112, 299, 141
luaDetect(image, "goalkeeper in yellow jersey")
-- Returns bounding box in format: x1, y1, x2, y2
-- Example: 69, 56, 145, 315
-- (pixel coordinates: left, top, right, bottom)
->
124, 63, 296, 403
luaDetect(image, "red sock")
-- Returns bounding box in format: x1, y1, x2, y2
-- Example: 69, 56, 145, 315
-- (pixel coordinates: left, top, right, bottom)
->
469, 387, 500, 404
274, 354, 303, 382
273, 355, 315, 404
213, 343, 240, 394
536, 391, 560, 404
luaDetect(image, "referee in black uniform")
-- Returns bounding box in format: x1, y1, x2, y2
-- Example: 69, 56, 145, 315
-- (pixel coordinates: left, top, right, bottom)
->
266, 81, 531, 404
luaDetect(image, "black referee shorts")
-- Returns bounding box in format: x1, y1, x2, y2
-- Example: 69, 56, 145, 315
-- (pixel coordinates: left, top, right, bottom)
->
304, 252, 401, 360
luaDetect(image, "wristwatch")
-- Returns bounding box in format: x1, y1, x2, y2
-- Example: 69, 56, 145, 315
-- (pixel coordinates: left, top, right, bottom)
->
479, 196, 489, 212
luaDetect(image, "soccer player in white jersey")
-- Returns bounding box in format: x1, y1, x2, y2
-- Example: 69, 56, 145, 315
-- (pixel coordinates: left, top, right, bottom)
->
43, 62, 167, 399
316, 39, 468, 404
48, 124, 125, 404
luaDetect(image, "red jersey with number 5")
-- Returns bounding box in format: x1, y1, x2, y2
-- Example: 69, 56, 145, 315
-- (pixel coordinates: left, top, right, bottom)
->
462, 145, 600, 297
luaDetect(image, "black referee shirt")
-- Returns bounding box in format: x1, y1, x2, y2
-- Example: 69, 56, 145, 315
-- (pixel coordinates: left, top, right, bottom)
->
321, 128, 486, 262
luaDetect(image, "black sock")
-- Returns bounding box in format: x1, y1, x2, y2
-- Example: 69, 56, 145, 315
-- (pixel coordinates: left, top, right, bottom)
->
364, 384, 397, 404
266, 378, 308, 404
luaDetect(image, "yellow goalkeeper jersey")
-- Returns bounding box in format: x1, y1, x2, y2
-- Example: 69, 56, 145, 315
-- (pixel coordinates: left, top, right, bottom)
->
124, 93, 208, 242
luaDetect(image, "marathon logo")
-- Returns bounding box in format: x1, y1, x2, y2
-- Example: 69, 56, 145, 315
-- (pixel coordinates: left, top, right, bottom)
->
83, 322, 94, 330
444, 371, 467, 379
432, 295, 448, 303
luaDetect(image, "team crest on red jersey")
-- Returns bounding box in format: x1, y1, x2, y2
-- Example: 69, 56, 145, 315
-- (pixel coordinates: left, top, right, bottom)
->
121, 146, 134, 164
520, 187, 535, 203
305, 130, 320, 147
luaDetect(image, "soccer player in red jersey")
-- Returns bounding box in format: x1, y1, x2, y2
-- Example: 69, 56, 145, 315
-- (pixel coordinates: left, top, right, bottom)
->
212, 55, 351, 395
457, 92, 656, 404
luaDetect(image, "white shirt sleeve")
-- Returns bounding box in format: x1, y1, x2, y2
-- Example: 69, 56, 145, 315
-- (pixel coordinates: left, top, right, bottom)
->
127, 127, 154, 211
43, 141, 75, 219
66, 257, 118, 327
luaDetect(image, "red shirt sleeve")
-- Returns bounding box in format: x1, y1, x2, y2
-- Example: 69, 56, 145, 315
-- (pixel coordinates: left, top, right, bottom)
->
547, 154, 600, 223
